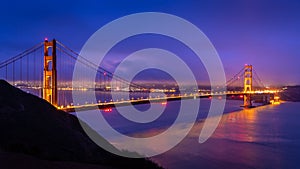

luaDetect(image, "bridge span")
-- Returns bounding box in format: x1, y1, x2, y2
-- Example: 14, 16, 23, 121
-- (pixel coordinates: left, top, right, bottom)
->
0, 39, 280, 112
60, 91, 279, 113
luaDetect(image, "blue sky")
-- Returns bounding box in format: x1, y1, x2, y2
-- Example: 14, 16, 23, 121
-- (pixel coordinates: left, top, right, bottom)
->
0, 0, 300, 85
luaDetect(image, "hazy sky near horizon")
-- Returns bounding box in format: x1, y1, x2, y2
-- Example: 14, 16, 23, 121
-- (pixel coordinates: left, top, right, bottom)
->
0, 0, 299, 86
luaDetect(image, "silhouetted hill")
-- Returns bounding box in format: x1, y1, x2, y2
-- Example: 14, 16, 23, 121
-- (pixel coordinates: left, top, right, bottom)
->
0, 80, 162, 169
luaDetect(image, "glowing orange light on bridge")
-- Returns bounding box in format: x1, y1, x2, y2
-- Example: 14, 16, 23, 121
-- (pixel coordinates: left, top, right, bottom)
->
103, 108, 112, 112
161, 102, 167, 105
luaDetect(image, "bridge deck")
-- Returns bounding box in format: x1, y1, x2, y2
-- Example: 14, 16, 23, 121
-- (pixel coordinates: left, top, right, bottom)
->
59, 92, 276, 113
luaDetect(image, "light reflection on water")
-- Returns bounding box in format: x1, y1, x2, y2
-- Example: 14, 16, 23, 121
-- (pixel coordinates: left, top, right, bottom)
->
214, 108, 260, 143
78, 98, 241, 156
150, 102, 300, 169
77, 97, 300, 168
90, 98, 243, 139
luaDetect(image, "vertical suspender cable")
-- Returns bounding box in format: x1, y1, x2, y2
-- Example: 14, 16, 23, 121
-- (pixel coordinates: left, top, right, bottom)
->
20, 57, 22, 82
12, 61, 15, 85
5, 64, 7, 80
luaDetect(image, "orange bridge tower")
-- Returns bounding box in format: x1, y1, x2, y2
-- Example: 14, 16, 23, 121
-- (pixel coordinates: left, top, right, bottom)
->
42, 39, 57, 106
244, 64, 253, 107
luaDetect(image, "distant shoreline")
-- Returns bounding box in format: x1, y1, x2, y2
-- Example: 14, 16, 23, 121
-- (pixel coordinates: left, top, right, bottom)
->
280, 86, 300, 102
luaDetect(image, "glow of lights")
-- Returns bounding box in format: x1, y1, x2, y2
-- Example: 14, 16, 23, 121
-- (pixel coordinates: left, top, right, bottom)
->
161, 102, 167, 105
239, 95, 244, 98
44, 37, 48, 41
103, 108, 112, 112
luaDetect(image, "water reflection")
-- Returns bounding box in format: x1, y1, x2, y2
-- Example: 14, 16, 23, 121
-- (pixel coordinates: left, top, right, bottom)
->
214, 108, 259, 142
77, 98, 300, 168
150, 103, 300, 169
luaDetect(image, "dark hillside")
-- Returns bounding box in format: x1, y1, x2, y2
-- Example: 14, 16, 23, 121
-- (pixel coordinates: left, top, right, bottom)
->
0, 80, 162, 169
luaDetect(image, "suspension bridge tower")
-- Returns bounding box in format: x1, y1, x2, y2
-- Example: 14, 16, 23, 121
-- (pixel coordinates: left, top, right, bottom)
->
43, 39, 57, 106
244, 64, 253, 107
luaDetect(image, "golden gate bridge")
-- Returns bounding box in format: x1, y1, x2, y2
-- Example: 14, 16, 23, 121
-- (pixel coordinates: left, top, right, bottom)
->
0, 39, 280, 112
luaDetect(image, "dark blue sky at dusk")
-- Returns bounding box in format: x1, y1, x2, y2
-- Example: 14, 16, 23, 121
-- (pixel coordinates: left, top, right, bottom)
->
0, 0, 300, 86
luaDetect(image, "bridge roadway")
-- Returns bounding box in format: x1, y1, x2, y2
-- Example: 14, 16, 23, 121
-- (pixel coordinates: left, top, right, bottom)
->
59, 90, 278, 113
